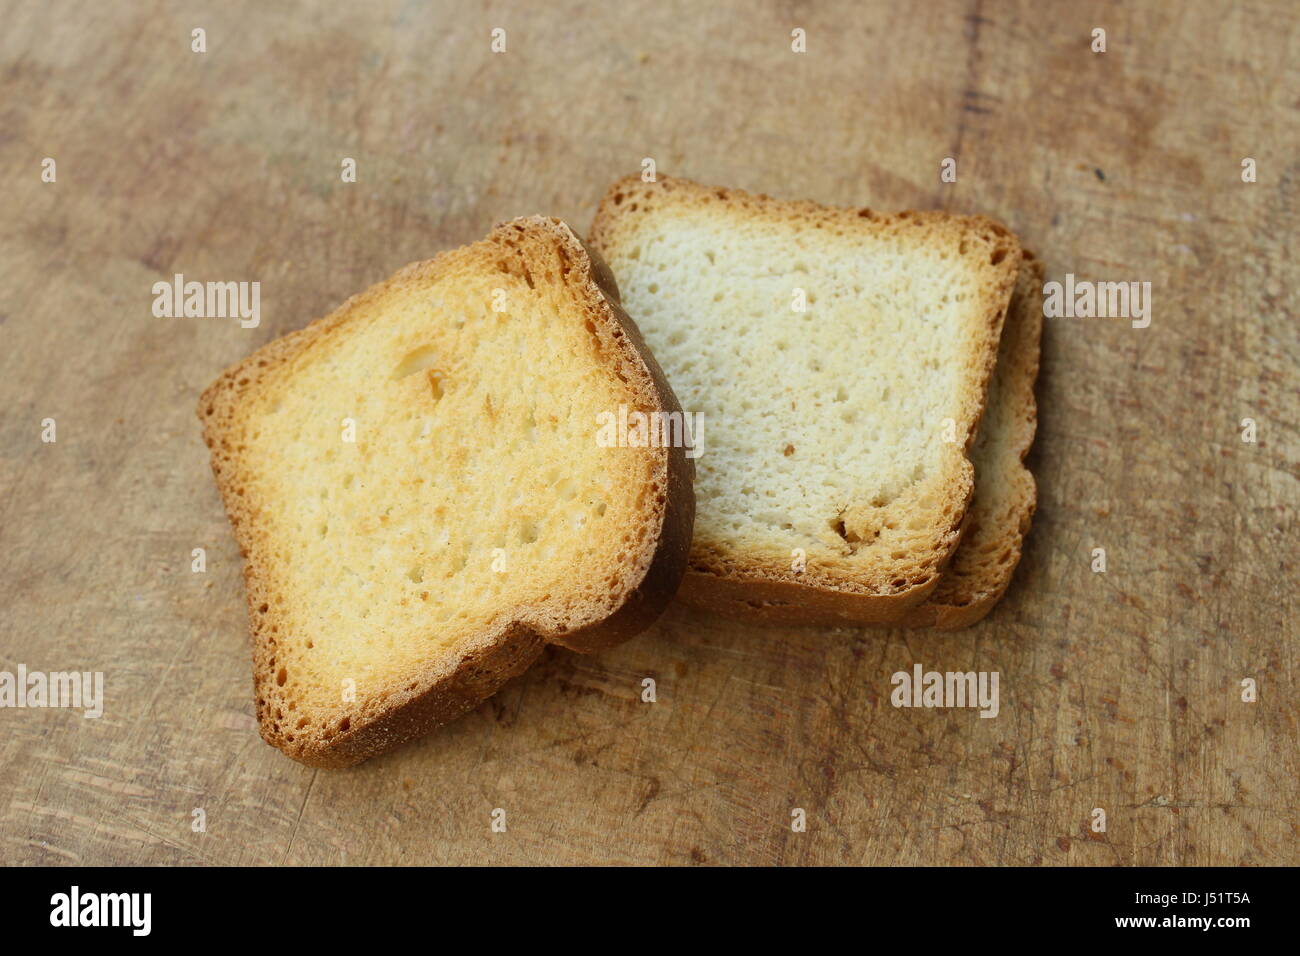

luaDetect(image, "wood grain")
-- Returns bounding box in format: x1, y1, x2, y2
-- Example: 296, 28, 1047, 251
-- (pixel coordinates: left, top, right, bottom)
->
1, 0, 1296, 866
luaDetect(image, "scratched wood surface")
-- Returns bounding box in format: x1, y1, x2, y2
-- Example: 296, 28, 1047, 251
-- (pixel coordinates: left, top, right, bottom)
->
1, 0, 1296, 866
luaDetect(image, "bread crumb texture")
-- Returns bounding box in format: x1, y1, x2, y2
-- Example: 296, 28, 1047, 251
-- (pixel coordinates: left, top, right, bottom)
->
590, 176, 1020, 609
199, 217, 681, 765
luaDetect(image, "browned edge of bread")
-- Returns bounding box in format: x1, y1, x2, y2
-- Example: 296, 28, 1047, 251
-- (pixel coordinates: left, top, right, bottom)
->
898, 252, 1044, 629
589, 175, 1022, 627
197, 217, 695, 767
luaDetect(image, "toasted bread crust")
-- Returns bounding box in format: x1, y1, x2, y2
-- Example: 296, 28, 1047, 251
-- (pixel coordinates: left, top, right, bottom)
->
589, 175, 1021, 626
198, 217, 694, 767
898, 254, 1043, 629
551, 232, 696, 652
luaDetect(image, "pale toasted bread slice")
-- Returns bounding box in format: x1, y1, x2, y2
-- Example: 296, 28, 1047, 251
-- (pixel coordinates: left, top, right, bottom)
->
899, 254, 1043, 628
199, 217, 693, 767
589, 176, 1020, 625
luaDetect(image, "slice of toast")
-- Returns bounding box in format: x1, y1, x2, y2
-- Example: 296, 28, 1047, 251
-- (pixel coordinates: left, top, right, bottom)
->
588, 176, 1020, 626
899, 253, 1044, 628
199, 217, 694, 767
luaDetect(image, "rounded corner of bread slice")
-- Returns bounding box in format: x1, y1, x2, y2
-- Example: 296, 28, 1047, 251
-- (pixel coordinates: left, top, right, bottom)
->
200, 217, 695, 766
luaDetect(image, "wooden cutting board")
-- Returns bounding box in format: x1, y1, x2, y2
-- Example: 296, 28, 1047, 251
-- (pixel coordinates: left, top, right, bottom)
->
2, 0, 1296, 865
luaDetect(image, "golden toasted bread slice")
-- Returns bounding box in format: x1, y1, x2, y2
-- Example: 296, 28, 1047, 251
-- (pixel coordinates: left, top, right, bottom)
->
199, 217, 693, 766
